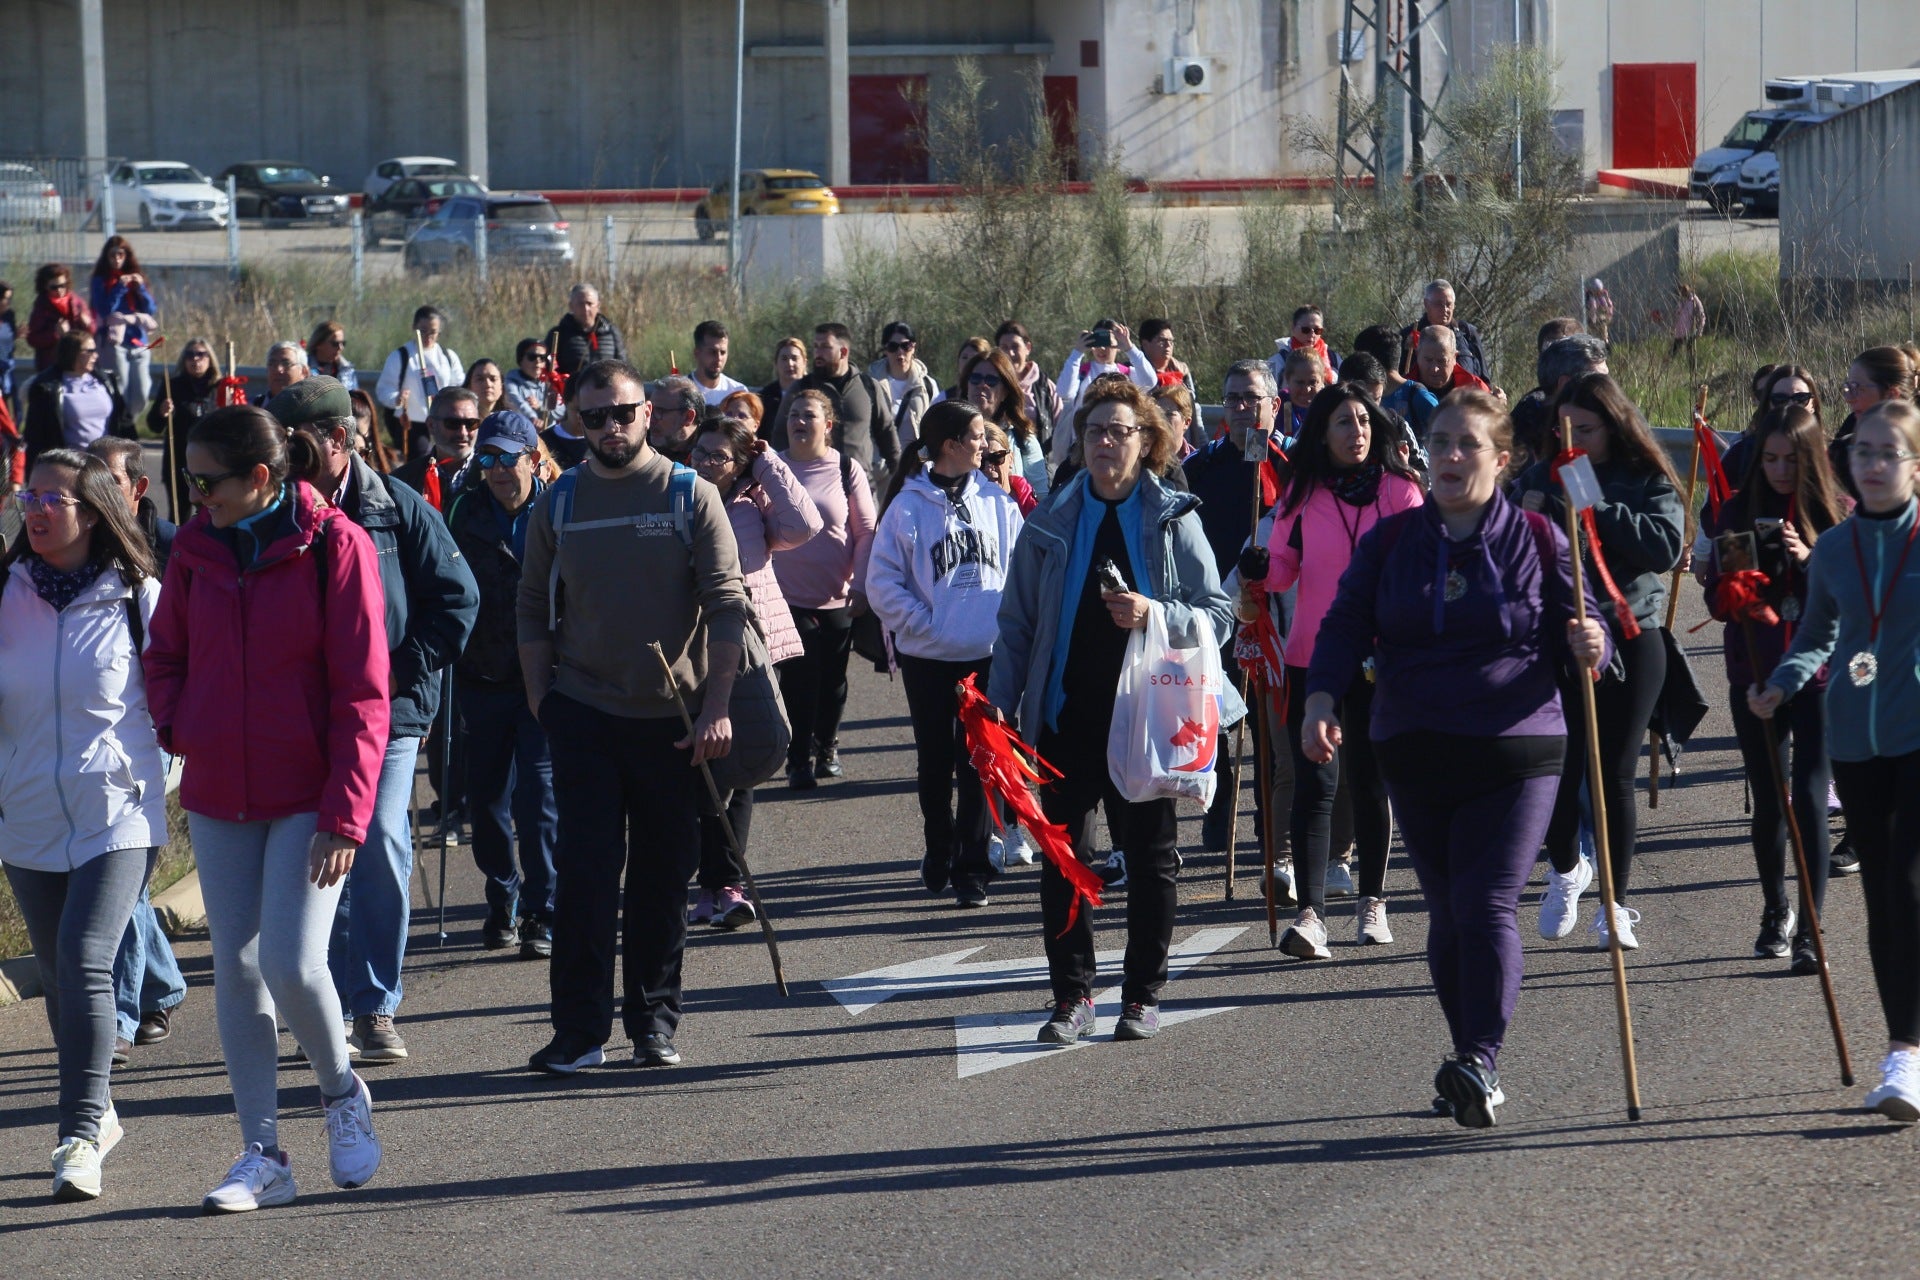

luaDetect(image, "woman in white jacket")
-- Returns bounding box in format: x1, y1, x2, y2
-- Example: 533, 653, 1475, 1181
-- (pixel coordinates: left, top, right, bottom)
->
1050, 319, 1159, 469
0, 449, 165, 1202
870, 402, 1024, 908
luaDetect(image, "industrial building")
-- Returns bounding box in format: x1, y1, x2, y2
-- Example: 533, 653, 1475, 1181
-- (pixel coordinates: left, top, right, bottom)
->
4, 0, 1918, 191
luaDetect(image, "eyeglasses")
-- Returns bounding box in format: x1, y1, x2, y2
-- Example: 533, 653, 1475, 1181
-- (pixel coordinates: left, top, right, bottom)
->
1426, 433, 1491, 457
1848, 445, 1920, 468
433, 416, 480, 432
475, 450, 527, 470
1769, 391, 1815, 408
690, 446, 737, 465
579, 402, 643, 431
885, 340, 914, 352
13, 491, 84, 513
967, 371, 1004, 389
1083, 422, 1142, 444
182, 469, 243, 496
1222, 393, 1267, 408
982, 449, 1010, 465
1841, 380, 1869, 397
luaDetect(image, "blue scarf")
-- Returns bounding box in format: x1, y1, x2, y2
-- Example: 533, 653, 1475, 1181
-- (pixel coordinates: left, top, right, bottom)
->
27, 554, 106, 612
1044, 472, 1150, 732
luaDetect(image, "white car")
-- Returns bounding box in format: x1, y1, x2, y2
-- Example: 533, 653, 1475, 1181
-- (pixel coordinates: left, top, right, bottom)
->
0, 162, 61, 229
363, 156, 469, 202
107, 161, 230, 230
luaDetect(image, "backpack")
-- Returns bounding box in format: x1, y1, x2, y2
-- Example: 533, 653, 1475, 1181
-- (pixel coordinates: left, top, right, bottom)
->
0, 566, 145, 650
544, 463, 790, 791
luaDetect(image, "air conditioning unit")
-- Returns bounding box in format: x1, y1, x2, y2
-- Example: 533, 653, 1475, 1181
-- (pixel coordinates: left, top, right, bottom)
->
1165, 57, 1211, 95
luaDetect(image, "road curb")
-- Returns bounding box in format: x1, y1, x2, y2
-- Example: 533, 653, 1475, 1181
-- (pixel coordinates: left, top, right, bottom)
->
152, 869, 205, 937
0, 953, 41, 1007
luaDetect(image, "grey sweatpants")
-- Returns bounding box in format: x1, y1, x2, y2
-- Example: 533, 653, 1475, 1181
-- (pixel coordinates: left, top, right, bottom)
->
191, 812, 354, 1151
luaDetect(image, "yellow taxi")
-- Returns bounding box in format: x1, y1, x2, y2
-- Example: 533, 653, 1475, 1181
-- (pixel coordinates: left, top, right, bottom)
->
694, 169, 840, 241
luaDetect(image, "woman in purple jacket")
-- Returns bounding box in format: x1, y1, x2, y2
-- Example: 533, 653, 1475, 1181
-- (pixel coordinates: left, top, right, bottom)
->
1302, 392, 1609, 1128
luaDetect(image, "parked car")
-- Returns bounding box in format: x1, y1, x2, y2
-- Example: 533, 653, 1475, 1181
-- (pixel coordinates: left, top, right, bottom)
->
217, 160, 350, 225
0, 162, 61, 229
403, 193, 574, 273
362, 176, 487, 246
363, 156, 468, 201
694, 169, 839, 241
107, 161, 229, 230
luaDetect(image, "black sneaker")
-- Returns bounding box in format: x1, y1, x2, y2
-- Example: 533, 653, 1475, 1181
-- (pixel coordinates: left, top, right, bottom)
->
1036, 998, 1096, 1046
1790, 934, 1822, 976
954, 879, 989, 909
483, 909, 518, 951
815, 741, 844, 778
633, 1033, 681, 1067
518, 917, 553, 960
1831, 841, 1861, 877
135, 1007, 172, 1046
1115, 1002, 1160, 1040
1098, 850, 1128, 891
529, 1032, 606, 1075
786, 758, 817, 790
1753, 905, 1796, 958
1433, 1053, 1505, 1129
351, 1014, 408, 1063
920, 849, 953, 895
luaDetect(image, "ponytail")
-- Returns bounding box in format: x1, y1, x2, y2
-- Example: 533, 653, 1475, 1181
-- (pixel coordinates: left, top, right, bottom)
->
880, 437, 930, 511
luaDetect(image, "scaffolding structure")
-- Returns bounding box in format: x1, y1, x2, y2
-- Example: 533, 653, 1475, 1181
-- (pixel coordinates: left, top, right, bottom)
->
1332, 0, 1455, 224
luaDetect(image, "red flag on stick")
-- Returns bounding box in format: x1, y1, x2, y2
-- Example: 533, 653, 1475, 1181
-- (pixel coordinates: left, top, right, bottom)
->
1693, 410, 1732, 520
214, 374, 250, 408
1552, 447, 1643, 641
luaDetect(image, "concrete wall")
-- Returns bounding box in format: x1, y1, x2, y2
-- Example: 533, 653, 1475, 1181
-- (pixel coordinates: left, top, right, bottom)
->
1779, 81, 1920, 286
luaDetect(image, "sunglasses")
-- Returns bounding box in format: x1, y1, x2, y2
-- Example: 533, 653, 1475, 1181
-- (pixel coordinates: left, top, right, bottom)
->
182, 468, 243, 496
185, 350, 211, 360
967, 371, 1004, 388
476, 450, 527, 470
982, 449, 1010, 465
885, 340, 914, 352
525, 352, 551, 364
579, 402, 643, 431
48, 282, 69, 293
1769, 391, 1815, 408
1296, 325, 1324, 335
433, 416, 481, 431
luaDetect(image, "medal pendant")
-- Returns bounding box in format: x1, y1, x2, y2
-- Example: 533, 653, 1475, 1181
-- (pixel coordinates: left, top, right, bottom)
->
1779, 596, 1801, 622
1443, 570, 1467, 602
1849, 651, 1878, 688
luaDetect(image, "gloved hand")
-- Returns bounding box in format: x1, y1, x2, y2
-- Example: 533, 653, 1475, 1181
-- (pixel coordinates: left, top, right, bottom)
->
1237, 545, 1270, 585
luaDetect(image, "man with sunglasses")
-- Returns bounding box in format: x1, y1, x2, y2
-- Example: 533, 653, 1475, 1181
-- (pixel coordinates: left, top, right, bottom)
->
395, 387, 481, 513
265, 376, 479, 1066
446, 411, 558, 958
867, 321, 938, 457
516, 357, 751, 1076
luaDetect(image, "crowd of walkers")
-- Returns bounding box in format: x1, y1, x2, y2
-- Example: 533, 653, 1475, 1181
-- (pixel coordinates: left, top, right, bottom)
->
7, 237, 1920, 1204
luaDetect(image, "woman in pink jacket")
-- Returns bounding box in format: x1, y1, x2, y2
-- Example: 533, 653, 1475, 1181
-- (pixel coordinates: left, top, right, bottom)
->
688, 415, 821, 926
143, 405, 391, 1215
1242, 383, 1424, 958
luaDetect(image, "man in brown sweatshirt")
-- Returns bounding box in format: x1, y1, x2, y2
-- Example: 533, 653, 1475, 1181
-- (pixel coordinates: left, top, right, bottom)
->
516, 357, 750, 1075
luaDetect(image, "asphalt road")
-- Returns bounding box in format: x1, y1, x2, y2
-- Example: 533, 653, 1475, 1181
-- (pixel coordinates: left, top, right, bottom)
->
3, 589, 1915, 1277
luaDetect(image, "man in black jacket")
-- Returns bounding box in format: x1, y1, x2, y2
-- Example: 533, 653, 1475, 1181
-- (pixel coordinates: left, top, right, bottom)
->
769, 322, 899, 493
1399, 279, 1490, 382
550, 284, 627, 378
266, 376, 479, 1065
445, 410, 558, 959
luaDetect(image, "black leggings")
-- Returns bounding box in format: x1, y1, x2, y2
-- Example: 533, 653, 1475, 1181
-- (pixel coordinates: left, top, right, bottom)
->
1831, 750, 1920, 1044
1546, 626, 1665, 896
1286, 666, 1389, 912
897, 652, 994, 885
777, 605, 854, 763
696, 789, 754, 892
1729, 685, 1830, 919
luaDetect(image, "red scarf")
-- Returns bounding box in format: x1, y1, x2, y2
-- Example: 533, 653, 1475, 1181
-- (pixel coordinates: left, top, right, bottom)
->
1551, 448, 1642, 640
1288, 335, 1331, 375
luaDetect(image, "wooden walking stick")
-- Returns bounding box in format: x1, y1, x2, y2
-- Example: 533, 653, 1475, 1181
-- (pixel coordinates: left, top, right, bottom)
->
151, 335, 180, 523
648, 642, 789, 996
1224, 672, 1248, 900
1558, 442, 1645, 1120
1738, 618, 1854, 1085
1257, 684, 1280, 948
1650, 385, 1710, 806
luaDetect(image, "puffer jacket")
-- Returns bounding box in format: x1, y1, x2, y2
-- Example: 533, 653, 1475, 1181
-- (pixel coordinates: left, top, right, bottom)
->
447, 476, 544, 689
867, 467, 1023, 663
143, 481, 391, 843
724, 449, 822, 664
1511, 454, 1686, 635
0, 563, 167, 873
990, 469, 1243, 737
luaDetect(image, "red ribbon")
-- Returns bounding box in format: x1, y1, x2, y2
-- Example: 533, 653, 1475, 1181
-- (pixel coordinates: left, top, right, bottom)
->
422, 458, 446, 513
1235, 594, 1288, 692
1694, 412, 1732, 520
954, 675, 1103, 933
1550, 448, 1643, 641
1709, 569, 1780, 628
214, 374, 250, 408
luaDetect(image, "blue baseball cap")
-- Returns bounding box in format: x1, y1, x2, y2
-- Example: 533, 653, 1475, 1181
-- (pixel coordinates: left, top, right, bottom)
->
476, 410, 540, 455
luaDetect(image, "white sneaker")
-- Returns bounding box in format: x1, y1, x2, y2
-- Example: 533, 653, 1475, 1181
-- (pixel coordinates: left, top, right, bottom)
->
1325, 858, 1357, 899
1272, 857, 1297, 906
1593, 901, 1641, 951
1538, 855, 1594, 940
1864, 1050, 1920, 1123
1279, 908, 1333, 960
50, 1136, 103, 1201
98, 1104, 123, 1160
324, 1072, 383, 1189
202, 1143, 297, 1213
1357, 896, 1394, 945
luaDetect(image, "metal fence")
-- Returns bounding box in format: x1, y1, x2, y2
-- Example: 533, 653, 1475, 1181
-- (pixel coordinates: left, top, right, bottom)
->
0, 155, 125, 267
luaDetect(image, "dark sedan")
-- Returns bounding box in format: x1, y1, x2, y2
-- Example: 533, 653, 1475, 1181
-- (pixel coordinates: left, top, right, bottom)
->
362, 175, 486, 246
216, 161, 350, 225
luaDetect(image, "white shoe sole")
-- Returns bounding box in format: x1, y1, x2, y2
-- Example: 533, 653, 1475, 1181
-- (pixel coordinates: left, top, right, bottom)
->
1278, 927, 1332, 961
1867, 1089, 1920, 1123
532, 1045, 606, 1075
202, 1180, 297, 1213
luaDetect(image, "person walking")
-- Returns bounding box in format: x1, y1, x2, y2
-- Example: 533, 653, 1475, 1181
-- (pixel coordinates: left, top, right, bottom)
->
88, 237, 156, 419
1514, 373, 1685, 949
1049, 320, 1156, 468
143, 405, 390, 1210
995, 321, 1062, 452
265, 377, 479, 1065
1302, 391, 1610, 1126
1243, 383, 1425, 955
0, 449, 165, 1199
870, 401, 1024, 908
773, 389, 877, 789
549, 283, 626, 378
1669, 283, 1707, 366
1752, 400, 1920, 1121
504, 338, 557, 427
24, 331, 127, 463
758, 336, 808, 422
990, 379, 1236, 1045
374, 305, 463, 458
869, 321, 939, 459
446, 411, 560, 958
770, 323, 899, 493
148, 338, 225, 483
687, 415, 819, 928
962, 346, 1048, 500
1833, 345, 1920, 504
1585, 278, 1615, 344
516, 357, 752, 1075
25, 263, 93, 373
306, 321, 356, 391
1701, 405, 1848, 974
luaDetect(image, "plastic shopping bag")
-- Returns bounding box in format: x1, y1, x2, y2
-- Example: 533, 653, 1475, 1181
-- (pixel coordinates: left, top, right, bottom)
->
1107, 603, 1225, 807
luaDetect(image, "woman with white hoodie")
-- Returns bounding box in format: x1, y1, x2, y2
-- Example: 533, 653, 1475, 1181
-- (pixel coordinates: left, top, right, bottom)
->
0, 449, 166, 1201
869, 401, 1025, 908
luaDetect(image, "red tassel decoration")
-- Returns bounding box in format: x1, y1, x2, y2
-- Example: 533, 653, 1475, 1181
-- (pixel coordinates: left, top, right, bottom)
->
1694, 411, 1732, 520
1712, 569, 1781, 628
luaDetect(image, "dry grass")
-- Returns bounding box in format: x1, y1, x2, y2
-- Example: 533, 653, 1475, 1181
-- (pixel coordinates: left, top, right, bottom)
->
0, 791, 194, 962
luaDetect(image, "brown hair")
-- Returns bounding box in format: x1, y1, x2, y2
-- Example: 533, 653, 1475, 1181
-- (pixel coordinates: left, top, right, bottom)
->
1852, 344, 1920, 403
1431, 389, 1515, 453
1075, 378, 1174, 476
307, 320, 345, 356
1861, 400, 1920, 457
92, 236, 142, 279
960, 347, 1036, 444
33, 263, 70, 296
785, 388, 837, 428
1741, 406, 1846, 540
7, 448, 156, 583
1549, 373, 1681, 488
1152, 379, 1196, 426
1751, 365, 1824, 434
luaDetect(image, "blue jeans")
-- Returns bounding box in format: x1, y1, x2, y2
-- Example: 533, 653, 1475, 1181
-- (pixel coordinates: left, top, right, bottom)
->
458, 682, 557, 922
5, 847, 153, 1143
329, 734, 421, 1018
111, 886, 187, 1042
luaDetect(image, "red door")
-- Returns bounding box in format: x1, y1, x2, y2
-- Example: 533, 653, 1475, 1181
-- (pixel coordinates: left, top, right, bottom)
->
1044, 76, 1081, 180
1612, 63, 1697, 167
849, 75, 929, 184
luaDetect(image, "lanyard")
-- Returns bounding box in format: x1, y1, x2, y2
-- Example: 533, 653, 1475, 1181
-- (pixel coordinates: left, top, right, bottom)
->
1851, 512, 1920, 646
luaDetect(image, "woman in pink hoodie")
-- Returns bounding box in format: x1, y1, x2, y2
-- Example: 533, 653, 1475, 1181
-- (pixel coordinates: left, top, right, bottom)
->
143, 405, 391, 1214
1241, 383, 1425, 959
